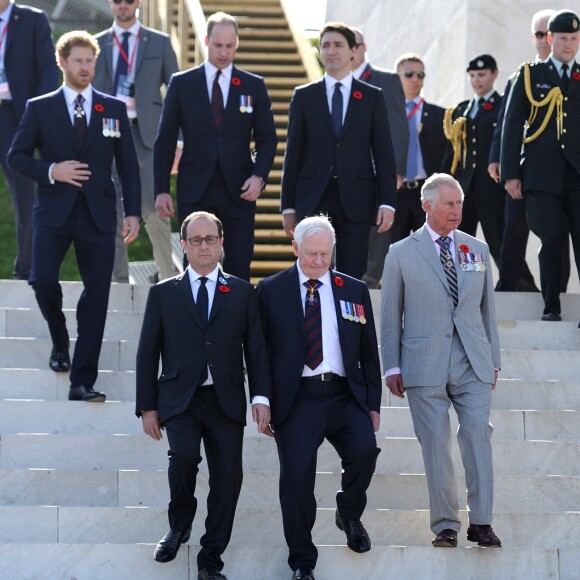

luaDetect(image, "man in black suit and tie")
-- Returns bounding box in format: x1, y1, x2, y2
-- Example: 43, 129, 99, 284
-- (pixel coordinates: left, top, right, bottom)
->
136, 211, 271, 579
502, 9, 580, 323
257, 215, 381, 580
7, 31, 141, 402
281, 22, 397, 280
443, 54, 505, 268
154, 11, 277, 281
94, 0, 179, 283
0, 0, 59, 280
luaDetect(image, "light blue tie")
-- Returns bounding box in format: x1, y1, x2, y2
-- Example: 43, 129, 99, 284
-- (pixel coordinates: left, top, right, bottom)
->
405, 100, 419, 181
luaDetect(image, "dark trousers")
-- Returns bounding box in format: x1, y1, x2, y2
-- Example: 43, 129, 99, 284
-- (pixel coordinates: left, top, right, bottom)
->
179, 165, 255, 281
525, 164, 580, 314
314, 179, 370, 280
28, 194, 114, 387
274, 378, 379, 571
460, 196, 504, 268
164, 387, 244, 572
0, 101, 35, 280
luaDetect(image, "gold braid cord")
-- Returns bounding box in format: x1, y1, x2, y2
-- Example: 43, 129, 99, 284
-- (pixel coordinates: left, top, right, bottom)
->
522, 63, 564, 143
443, 107, 467, 175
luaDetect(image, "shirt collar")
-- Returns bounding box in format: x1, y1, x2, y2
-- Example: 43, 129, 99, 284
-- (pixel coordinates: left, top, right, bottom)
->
297, 262, 332, 286
112, 21, 141, 38
62, 84, 93, 107
550, 55, 575, 73
352, 60, 369, 80
324, 72, 353, 92
187, 264, 219, 285
425, 222, 455, 244
204, 60, 233, 82
474, 89, 495, 103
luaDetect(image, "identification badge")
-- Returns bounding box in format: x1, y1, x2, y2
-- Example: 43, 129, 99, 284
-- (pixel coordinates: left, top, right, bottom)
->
116, 75, 136, 118
0, 67, 10, 98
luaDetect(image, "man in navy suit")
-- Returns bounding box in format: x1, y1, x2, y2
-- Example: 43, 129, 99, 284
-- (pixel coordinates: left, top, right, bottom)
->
154, 11, 277, 281
0, 0, 59, 280
281, 22, 397, 280
8, 31, 141, 402
257, 216, 381, 580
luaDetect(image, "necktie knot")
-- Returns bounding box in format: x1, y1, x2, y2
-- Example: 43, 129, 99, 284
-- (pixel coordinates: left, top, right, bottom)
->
407, 99, 416, 110
122, 31, 131, 41
75, 94, 84, 107
438, 236, 451, 250
562, 63, 569, 73
199, 276, 208, 287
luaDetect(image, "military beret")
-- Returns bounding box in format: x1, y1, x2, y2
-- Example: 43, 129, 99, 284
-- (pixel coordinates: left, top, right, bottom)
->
548, 10, 580, 33
466, 54, 497, 72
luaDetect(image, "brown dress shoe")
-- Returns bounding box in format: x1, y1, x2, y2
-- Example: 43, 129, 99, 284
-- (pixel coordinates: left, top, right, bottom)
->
467, 524, 502, 547
432, 528, 458, 547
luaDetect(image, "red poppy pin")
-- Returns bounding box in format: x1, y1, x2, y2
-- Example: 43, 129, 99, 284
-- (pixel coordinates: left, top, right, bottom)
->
334, 276, 344, 287
231, 77, 241, 86
573, 71, 580, 80
482, 102, 492, 111
218, 284, 230, 293
459, 244, 470, 253
94, 103, 104, 113
352, 91, 363, 100
361, 70, 371, 80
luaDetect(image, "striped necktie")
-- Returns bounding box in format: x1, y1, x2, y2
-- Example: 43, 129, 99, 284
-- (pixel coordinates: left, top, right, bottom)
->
304, 279, 323, 370
435, 236, 458, 307
211, 69, 224, 127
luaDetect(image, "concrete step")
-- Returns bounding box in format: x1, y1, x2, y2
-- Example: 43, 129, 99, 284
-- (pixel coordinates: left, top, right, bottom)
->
1, 505, 579, 549
2, 434, 579, 476
3, 400, 580, 442
0, 543, 572, 580
2, 468, 578, 512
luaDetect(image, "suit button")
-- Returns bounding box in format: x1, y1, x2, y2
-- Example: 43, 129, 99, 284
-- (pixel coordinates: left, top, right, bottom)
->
205, 341, 211, 345
540, 93, 545, 98
472, 163, 476, 168
473, 151, 477, 155
446, 333, 452, 338
563, 129, 567, 133
561, 144, 566, 149
472, 138, 476, 143
564, 112, 568, 117
564, 97, 568, 101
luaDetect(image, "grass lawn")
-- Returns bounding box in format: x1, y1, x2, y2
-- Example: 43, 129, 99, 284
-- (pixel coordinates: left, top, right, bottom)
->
0, 177, 170, 280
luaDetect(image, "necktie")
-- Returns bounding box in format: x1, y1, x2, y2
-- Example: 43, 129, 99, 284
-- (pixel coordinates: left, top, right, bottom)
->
471, 97, 484, 119
113, 31, 131, 94
405, 100, 419, 181
562, 63, 570, 92
304, 279, 323, 370
435, 236, 458, 307
211, 69, 224, 127
331, 82, 343, 136
196, 277, 209, 385
74, 94, 87, 149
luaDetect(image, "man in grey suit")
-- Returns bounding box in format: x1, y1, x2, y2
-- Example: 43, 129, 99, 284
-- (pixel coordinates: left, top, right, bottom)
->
94, 0, 179, 282
350, 27, 409, 287
381, 173, 502, 548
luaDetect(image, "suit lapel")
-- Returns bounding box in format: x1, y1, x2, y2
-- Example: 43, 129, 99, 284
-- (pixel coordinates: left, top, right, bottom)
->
134, 26, 148, 76
329, 269, 347, 345
221, 65, 241, 132
568, 61, 580, 96
175, 272, 204, 329
82, 90, 105, 152
314, 80, 337, 138
284, 264, 306, 336
199, 64, 217, 129
414, 227, 451, 292
49, 89, 80, 153
5, 5, 21, 55
102, 30, 115, 83
453, 232, 467, 295
545, 60, 563, 91
208, 269, 228, 323
341, 79, 363, 137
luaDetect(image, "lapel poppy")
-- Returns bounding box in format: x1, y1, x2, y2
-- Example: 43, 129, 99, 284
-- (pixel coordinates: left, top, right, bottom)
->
352, 91, 363, 100
482, 102, 493, 111
573, 71, 580, 81
334, 275, 344, 287
94, 103, 104, 113
218, 284, 230, 293
459, 243, 470, 253
231, 77, 241, 86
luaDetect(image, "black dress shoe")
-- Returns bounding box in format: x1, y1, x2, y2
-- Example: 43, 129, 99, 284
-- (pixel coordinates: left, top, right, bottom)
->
335, 510, 371, 553
198, 568, 227, 580
153, 526, 192, 563
432, 528, 458, 548
292, 568, 315, 580
541, 312, 562, 321
467, 524, 502, 547
49, 345, 70, 372
68, 385, 106, 402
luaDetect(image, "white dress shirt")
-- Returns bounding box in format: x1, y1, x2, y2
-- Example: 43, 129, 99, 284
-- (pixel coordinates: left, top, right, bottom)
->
204, 61, 233, 107
323, 72, 352, 124
112, 21, 141, 84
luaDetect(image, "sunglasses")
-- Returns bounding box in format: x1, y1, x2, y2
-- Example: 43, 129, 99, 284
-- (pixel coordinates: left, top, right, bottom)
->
534, 31, 548, 39
403, 71, 426, 79
112, 0, 136, 4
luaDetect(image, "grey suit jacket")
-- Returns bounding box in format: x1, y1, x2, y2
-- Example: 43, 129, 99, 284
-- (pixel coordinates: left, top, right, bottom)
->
380, 226, 500, 386
360, 63, 409, 175
93, 24, 179, 149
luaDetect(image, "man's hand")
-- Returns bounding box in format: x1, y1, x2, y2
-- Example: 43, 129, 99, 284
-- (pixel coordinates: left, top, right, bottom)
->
492, 369, 499, 391
141, 410, 164, 441
170, 144, 182, 175
376, 207, 395, 233
504, 178, 523, 200
386, 374, 405, 398
282, 212, 297, 237
369, 410, 380, 432
488, 162, 500, 183
122, 216, 140, 245
396, 174, 404, 189
155, 193, 175, 218
252, 403, 272, 435
52, 160, 91, 187
240, 175, 263, 202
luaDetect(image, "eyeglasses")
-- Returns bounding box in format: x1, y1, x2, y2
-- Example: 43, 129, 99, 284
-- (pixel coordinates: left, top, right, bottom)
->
112, 0, 136, 4
403, 71, 426, 79
534, 31, 548, 39
187, 235, 220, 246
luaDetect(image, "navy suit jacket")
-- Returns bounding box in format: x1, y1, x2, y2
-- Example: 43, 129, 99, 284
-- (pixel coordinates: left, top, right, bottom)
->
257, 265, 382, 425
281, 78, 397, 224
154, 63, 277, 206
93, 24, 179, 150
418, 101, 446, 176
2, 3, 59, 119
136, 270, 272, 425
7, 87, 141, 233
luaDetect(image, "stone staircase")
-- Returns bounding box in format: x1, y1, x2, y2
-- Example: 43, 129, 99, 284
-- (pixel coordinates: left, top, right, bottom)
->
1, 279, 579, 579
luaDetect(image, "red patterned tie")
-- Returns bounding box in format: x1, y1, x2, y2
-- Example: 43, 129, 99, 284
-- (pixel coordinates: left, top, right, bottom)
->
211, 69, 224, 127
304, 279, 323, 370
